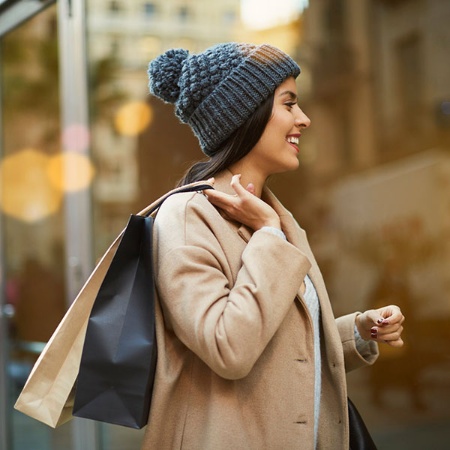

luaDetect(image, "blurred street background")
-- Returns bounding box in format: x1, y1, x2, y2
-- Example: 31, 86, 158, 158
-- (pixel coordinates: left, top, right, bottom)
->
0, 0, 449, 448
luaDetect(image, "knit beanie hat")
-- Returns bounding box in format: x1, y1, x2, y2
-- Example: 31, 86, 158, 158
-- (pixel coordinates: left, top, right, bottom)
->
148, 43, 300, 157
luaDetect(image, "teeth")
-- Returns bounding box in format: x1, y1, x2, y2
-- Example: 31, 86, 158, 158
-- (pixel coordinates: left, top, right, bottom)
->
287, 136, 299, 145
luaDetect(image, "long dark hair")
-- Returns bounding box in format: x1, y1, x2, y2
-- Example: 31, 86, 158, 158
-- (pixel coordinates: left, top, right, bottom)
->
177, 92, 275, 186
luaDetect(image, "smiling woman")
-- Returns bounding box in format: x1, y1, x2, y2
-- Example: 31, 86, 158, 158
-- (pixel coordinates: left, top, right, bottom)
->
142, 41, 405, 450
240, 0, 308, 29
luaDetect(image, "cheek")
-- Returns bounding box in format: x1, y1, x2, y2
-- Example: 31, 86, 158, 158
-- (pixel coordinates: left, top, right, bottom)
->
272, 110, 293, 131
261, 130, 281, 150
256, 111, 292, 150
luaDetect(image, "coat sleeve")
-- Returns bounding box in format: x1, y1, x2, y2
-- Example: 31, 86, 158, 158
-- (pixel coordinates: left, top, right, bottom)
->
336, 312, 379, 372
154, 193, 311, 380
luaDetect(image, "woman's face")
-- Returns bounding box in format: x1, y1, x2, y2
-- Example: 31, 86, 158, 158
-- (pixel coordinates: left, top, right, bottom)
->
246, 77, 311, 177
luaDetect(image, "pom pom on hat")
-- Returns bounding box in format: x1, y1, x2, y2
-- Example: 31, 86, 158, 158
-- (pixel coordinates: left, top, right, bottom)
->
148, 43, 300, 156
148, 48, 189, 103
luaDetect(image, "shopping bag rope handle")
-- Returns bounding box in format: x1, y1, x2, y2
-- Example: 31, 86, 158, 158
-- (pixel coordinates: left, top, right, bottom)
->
137, 181, 214, 218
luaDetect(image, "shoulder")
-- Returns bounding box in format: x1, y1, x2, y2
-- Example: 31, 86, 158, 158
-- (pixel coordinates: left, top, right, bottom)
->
153, 189, 230, 253
154, 190, 220, 236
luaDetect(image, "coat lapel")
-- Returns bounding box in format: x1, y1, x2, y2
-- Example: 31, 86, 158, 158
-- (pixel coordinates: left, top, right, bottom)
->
262, 187, 331, 316
261, 188, 301, 248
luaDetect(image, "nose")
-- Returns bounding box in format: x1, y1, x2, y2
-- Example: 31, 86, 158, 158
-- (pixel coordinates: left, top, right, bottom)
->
295, 108, 311, 129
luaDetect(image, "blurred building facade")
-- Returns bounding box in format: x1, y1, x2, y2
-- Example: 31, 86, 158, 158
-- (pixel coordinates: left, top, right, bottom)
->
296, 0, 450, 444
301, 0, 450, 308
303, 0, 450, 177
89, 0, 241, 63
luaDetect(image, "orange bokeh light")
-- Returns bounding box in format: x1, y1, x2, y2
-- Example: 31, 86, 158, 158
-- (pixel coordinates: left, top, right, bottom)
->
0, 148, 62, 222
47, 152, 96, 192
114, 101, 153, 136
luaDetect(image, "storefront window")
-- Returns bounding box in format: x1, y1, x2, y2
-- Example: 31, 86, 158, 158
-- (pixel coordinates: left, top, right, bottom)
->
1, 4, 74, 449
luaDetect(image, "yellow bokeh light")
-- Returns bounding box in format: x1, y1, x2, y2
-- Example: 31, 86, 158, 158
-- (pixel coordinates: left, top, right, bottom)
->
0, 148, 62, 223
47, 152, 96, 193
114, 101, 153, 136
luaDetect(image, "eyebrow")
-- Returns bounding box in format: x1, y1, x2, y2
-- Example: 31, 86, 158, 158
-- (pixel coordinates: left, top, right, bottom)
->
278, 90, 298, 101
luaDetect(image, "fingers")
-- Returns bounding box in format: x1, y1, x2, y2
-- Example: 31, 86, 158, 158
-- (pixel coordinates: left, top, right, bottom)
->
229, 175, 257, 197
204, 177, 249, 222
204, 174, 280, 230
384, 338, 404, 348
374, 325, 404, 342
205, 191, 238, 216
357, 305, 406, 347
374, 306, 405, 347
205, 175, 246, 207
370, 332, 405, 347
379, 305, 405, 326
230, 174, 248, 195
246, 183, 256, 195
366, 305, 404, 328
206, 174, 254, 200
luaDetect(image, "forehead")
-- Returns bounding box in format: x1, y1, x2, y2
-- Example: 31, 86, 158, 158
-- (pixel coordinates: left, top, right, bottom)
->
274, 77, 297, 96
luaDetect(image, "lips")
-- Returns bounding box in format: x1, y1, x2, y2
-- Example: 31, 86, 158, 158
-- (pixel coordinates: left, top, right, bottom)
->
286, 134, 300, 151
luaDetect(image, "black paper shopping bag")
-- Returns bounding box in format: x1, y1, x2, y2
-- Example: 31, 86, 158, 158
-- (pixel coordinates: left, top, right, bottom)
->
72, 182, 212, 429
73, 214, 156, 428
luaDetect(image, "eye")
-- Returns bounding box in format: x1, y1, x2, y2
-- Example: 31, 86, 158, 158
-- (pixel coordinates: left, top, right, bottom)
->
284, 101, 297, 110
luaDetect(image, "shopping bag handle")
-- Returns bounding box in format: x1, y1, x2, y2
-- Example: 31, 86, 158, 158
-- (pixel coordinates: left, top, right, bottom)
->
137, 181, 214, 218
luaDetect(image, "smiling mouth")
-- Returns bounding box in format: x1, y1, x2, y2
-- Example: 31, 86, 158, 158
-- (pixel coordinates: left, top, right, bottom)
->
287, 136, 299, 146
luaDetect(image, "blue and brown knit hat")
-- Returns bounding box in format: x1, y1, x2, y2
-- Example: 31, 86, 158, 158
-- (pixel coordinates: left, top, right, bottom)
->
148, 43, 300, 157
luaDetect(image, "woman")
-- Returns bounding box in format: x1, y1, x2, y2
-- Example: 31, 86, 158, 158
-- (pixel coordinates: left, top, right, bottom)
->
144, 43, 404, 449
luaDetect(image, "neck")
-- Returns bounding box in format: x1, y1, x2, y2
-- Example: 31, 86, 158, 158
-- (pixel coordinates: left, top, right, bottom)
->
228, 161, 267, 198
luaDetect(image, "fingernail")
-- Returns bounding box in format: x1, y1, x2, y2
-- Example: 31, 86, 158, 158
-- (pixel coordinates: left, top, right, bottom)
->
371, 327, 378, 337
377, 318, 384, 324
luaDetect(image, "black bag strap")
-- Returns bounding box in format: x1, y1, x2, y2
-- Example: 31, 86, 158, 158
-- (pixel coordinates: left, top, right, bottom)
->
137, 181, 214, 218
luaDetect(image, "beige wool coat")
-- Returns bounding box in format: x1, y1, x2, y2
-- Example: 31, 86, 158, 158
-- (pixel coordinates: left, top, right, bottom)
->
141, 171, 378, 450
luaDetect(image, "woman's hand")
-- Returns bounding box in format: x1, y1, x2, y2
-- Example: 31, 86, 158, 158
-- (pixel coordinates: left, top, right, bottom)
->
205, 174, 281, 231
356, 305, 405, 347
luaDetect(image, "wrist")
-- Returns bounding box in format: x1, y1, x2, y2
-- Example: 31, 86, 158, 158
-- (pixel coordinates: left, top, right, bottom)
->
261, 217, 281, 229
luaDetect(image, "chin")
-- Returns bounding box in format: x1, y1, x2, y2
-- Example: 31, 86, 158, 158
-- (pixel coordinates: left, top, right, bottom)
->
284, 159, 300, 172
270, 161, 300, 176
